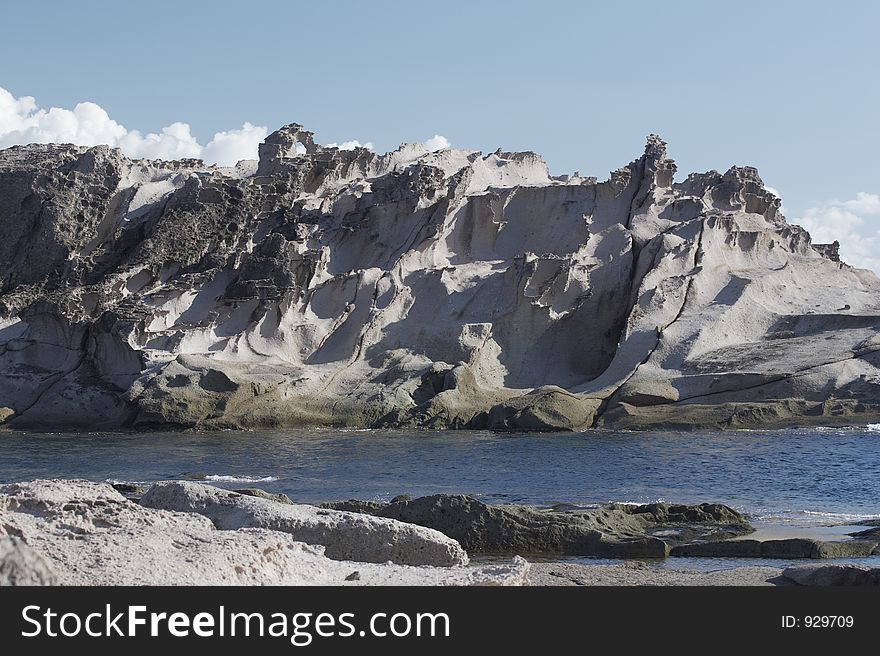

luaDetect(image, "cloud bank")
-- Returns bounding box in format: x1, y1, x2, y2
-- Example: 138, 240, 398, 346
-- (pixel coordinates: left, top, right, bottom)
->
0, 86, 267, 166
326, 139, 374, 151
793, 192, 880, 273
0, 87, 452, 168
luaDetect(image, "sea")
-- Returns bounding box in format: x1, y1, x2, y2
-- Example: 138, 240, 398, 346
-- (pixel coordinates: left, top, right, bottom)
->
2, 425, 879, 571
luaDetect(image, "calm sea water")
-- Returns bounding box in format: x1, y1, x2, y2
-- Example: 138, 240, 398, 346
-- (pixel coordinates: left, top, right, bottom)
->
1, 426, 878, 528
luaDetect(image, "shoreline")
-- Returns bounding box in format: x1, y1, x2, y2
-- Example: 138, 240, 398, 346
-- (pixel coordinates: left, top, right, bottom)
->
4, 416, 880, 435
2, 478, 879, 586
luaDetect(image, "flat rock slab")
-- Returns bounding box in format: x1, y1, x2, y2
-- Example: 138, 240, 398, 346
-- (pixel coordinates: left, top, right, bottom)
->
0, 480, 527, 586
783, 563, 880, 586
322, 495, 751, 558
671, 538, 879, 559
140, 481, 468, 567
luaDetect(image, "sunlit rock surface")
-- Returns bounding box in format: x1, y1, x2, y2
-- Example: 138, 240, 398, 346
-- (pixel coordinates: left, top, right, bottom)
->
0, 480, 527, 585
2, 126, 879, 431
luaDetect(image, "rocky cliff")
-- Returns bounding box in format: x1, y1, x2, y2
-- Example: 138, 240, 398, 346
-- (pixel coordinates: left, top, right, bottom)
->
1, 125, 879, 431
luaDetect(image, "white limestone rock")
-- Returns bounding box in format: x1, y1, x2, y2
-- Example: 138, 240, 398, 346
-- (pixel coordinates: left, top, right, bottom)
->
0, 536, 59, 586
0, 480, 527, 586
1, 128, 879, 431
139, 481, 468, 567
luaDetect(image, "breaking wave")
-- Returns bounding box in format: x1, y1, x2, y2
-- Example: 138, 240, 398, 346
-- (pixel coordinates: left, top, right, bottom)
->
201, 474, 279, 483
802, 510, 880, 522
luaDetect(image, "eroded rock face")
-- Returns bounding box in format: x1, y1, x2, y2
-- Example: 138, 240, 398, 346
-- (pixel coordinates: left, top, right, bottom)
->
0, 480, 527, 585
2, 129, 880, 430
139, 481, 468, 567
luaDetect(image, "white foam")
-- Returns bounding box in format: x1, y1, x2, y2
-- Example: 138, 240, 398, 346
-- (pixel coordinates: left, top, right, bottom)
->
607, 499, 667, 506
202, 475, 279, 483
802, 510, 880, 521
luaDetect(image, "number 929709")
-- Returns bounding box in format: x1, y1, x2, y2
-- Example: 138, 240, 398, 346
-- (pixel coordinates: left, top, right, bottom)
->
782, 615, 854, 628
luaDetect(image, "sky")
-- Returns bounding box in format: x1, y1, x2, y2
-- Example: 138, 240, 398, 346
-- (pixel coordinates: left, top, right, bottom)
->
1, 0, 878, 269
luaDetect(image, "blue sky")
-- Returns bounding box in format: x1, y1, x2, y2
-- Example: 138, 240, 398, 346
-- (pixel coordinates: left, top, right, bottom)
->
2, 0, 879, 267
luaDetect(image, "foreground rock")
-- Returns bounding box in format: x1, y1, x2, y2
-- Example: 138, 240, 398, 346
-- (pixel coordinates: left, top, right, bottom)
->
140, 481, 467, 566
670, 538, 879, 559
2, 129, 880, 432
0, 536, 59, 586
0, 480, 526, 585
782, 564, 880, 586
322, 495, 752, 558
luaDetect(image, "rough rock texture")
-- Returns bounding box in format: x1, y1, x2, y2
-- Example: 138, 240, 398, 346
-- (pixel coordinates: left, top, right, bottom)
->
140, 481, 468, 566
322, 495, 752, 557
2, 128, 880, 430
782, 563, 880, 586
0, 536, 59, 585
0, 480, 527, 585
234, 487, 294, 504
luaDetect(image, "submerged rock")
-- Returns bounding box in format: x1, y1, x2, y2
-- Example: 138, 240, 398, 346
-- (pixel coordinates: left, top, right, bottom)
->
322, 495, 751, 558
2, 130, 880, 431
0, 480, 526, 585
140, 481, 468, 566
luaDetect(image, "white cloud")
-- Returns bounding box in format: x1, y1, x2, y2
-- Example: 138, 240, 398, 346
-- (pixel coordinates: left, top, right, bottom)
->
0, 91, 127, 150
424, 134, 450, 151
328, 135, 448, 154
793, 193, 880, 273
0, 86, 266, 166
0, 87, 454, 167
842, 192, 880, 215
117, 122, 202, 160
326, 139, 374, 151
0, 88, 38, 134
202, 122, 268, 165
